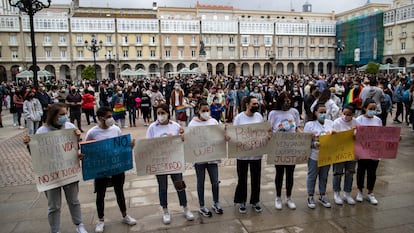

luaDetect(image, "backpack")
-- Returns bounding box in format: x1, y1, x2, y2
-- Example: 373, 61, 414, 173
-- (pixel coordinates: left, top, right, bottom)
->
380, 95, 389, 114
402, 89, 410, 103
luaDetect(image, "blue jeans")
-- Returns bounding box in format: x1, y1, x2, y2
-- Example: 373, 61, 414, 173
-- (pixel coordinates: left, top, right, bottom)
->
332, 161, 356, 193
156, 173, 187, 208
195, 163, 219, 207
307, 159, 330, 196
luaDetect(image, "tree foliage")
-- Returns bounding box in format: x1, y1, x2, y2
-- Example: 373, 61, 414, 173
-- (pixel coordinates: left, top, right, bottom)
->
365, 62, 380, 74
81, 65, 96, 80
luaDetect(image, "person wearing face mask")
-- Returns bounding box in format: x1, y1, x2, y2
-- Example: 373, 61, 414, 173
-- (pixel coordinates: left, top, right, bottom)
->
35, 83, 53, 124
12, 87, 25, 129
146, 104, 194, 225
249, 85, 264, 115
23, 91, 43, 135
355, 99, 383, 205
344, 79, 364, 117
170, 83, 185, 121
210, 96, 224, 122
66, 86, 84, 132
187, 101, 225, 217
332, 104, 357, 205
23, 103, 88, 233
233, 96, 265, 214
304, 103, 334, 209
85, 106, 137, 232
268, 92, 302, 210
110, 87, 127, 128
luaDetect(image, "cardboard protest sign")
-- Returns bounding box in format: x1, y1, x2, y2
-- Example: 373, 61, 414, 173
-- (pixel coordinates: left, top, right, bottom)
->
267, 132, 312, 165
134, 136, 185, 176
355, 126, 400, 159
29, 129, 81, 192
81, 134, 133, 180
227, 122, 271, 158
184, 125, 227, 163
318, 130, 355, 167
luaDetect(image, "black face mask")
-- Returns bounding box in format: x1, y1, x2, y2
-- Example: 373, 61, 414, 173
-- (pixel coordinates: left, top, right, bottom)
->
282, 103, 291, 111
250, 106, 259, 113
71, 90, 76, 94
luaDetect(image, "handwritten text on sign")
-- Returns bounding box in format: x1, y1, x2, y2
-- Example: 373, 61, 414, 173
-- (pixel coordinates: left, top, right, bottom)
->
81, 134, 133, 180
267, 132, 312, 165
29, 129, 81, 192
318, 130, 355, 167
184, 125, 227, 163
134, 136, 184, 176
227, 122, 271, 158
355, 126, 400, 159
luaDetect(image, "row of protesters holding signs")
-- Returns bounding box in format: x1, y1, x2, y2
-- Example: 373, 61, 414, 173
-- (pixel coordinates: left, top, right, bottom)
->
25, 95, 401, 232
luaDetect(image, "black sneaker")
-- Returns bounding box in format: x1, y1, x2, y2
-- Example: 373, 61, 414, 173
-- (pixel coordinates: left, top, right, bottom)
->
238, 203, 247, 214
212, 202, 223, 214
393, 119, 402, 124
252, 202, 263, 213
198, 207, 212, 217
318, 195, 332, 208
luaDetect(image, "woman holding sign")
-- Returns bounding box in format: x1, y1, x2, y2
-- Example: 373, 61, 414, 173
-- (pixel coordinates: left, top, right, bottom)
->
355, 98, 382, 205
332, 104, 357, 205
84, 106, 137, 233
188, 101, 224, 217
146, 103, 195, 225
233, 96, 264, 214
268, 92, 301, 210
24, 103, 88, 233
304, 103, 334, 209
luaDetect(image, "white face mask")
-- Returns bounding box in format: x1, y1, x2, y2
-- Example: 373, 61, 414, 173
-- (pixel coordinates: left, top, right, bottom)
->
157, 114, 168, 123
200, 112, 210, 120
105, 117, 115, 127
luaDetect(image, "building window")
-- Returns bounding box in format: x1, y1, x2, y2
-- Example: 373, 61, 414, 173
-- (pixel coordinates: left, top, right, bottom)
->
11, 50, 18, 59
288, 36, 293, 46
242, 48, 248, 58
229, 49, 235, 58
310, 48, 315, 57
150, 50, 156, 57
254, 48, 259, 58
299, 48, 304, 58
253, 36, 259, 46
310, 37, 315, 45
191, 36, 196, 45
388, 28, 393, 37
165, 50, 171, 57
264, 36, 272, 46
265, 49, 271, 58
150, 36, 156, 45
241, 35, 249, 46
137, 50, 142, 57
122, 36, 128, 44
76, 35, 83, 44
299, 37, 304, 46
217, 36, 222, 45
60, 49, 66, 58
178, 36, 184, 45
319, 48, 324, 57
229, 36, 234, 45
178, 50, 183, 58
59, 35, 66, 44
136, 36, 142, 45
44, 35, 51, 44
277, 36, 283, 46
401, 41, 406, 50
319, 38, 324, 45
277, 48, 282, 58
217, 48, 223, 58
165, 36, 170, 45
288, 48, 293, 58
191, 50, 196, 57
123, 50, 129, 58
205, 36, 210, 44
77, 50, 83, 58
45, 49, 52, 58
106, 35, 112, 44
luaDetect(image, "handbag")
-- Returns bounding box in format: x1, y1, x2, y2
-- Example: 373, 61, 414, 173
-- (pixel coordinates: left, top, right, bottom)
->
176, 111, 187, 121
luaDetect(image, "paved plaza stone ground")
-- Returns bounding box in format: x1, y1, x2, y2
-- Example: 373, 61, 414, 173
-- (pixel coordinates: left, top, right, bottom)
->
0, 110, 413, 233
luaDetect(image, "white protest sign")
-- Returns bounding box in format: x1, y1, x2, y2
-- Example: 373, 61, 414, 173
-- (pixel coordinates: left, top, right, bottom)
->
184, 125, 227, 163
29, 129, 81, 192
134, 135, 185, 176
227, 122, 271, 158
267, 132, 312, 165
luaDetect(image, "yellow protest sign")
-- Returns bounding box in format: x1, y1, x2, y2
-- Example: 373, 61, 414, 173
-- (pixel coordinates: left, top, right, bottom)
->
318, 129, 354, 167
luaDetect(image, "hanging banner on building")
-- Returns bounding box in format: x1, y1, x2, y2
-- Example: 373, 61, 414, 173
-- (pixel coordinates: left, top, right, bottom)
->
267, 132, 312, 165
29, 129, 81, 192
318, 130, 355, 167
81, 134, 133, 180
354, 48, 360, 62
355, 126, 400, 159
184, 125, 227, 163
227, 122, 271, 158
134, 136, 185, 176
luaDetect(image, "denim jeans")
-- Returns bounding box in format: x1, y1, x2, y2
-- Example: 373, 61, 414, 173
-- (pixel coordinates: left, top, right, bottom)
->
307, 159, 330, 196
156, 173, 187, 208
234, 159, 261, 204
332, 161, 356, 193
195, 163, 219, 207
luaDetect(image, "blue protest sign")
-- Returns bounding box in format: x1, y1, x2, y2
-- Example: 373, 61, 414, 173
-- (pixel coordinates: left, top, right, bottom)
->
81, 134, 133, 180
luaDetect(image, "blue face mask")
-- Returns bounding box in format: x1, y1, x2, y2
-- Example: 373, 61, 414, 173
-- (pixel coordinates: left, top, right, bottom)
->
318, 113, 326, 122
367, 110, 376, 117
57, 115, 67, 125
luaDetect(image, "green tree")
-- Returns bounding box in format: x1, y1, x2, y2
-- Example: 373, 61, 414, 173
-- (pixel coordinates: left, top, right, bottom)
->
81, 65, 96, 80
365, 62, 380, 74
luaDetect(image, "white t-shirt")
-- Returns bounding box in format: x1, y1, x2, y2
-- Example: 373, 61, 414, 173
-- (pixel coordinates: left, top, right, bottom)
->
355, 115, 382, 126
268, 108, 300, 133
36, 122, 76, 134
233, 111, 264, 160
146, 120, 181, 138
303, 119, 334, 161
333, 116, 356, 132
310, 99, 340, 120
85, 125, 122, 141
188, 117, 220, 164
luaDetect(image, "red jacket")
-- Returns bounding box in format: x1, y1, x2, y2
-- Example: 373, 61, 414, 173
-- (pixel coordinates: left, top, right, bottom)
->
82, 93, 95, 110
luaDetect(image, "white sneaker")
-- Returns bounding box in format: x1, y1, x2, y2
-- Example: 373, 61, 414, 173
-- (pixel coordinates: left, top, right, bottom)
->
343, 192, 356, 205
286, 198, 296, 210
356, 191, 364, 202
274, 197, 282, 210
95, 221, 104, 233
162, 212, 171, 225
122, 215, 137, 225
18, 126, 25, 129
334, 192, 343, 205
367, 193, 378, 205
76, 223, 88, 233
184, 208, 194, 221
13, 123, 17, 127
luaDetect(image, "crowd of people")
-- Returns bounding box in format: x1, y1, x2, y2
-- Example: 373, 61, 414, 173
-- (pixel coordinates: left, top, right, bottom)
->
3, 69, 414, 233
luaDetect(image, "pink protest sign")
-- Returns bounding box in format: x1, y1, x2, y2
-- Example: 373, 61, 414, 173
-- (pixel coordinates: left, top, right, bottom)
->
355, 126, 401, 159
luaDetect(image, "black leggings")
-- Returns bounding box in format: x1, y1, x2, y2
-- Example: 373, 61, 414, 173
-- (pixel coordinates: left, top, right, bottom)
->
95, 173, 126, 219
275, 165, 295, 197
357, 159, 379, 192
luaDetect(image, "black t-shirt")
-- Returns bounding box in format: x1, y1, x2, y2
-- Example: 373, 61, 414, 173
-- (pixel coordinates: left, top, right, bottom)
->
66, 93, 82, 112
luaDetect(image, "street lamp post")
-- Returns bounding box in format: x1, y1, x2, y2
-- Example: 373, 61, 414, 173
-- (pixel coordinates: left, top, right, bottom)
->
84, 35, 103, 80
104, 53, 117, 80
9, 0, 51, 87
336, 39, 345, 73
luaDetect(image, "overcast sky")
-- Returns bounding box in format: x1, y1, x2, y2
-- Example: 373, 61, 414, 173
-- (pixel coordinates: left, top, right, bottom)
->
52, 0, 393, 13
